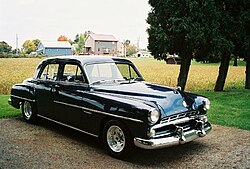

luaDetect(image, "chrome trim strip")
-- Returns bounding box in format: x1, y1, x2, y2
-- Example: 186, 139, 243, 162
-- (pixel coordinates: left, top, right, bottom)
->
37, 114, 98, 137
11, 95, 36, 103
54, 100, 92, 115
54, 100, 143, 123
152, 117, 193, 130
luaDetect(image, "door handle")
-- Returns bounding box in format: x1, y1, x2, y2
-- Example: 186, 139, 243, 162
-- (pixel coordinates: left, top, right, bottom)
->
52, 84, 60, 92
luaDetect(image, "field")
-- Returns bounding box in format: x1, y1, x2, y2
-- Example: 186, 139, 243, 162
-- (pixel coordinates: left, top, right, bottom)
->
131, 58, 245, 91
0, 58, 246, 94
0, 58, 42, 94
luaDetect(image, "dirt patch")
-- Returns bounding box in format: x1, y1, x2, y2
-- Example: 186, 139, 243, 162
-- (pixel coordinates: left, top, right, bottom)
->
0, 117, 249, 169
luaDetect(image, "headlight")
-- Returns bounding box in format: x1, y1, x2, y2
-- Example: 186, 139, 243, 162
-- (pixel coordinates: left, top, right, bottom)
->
148, 108, 160, 124
203, 98, 211, 111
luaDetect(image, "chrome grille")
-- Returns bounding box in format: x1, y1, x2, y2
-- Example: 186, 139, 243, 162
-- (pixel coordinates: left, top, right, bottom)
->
161, 111, 197, 124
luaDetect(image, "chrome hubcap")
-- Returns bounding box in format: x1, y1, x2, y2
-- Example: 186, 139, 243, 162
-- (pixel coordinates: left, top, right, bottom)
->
23, 101, 32, 120
107, 125, 125, 153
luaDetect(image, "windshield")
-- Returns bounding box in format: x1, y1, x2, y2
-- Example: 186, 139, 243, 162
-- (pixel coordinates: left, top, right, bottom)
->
85, 62, 142, 84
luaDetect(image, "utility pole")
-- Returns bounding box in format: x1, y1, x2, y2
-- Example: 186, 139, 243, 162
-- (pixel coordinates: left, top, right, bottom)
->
137, 36, 140, 50
124, 42, 126, 57
16, 34, 18, 54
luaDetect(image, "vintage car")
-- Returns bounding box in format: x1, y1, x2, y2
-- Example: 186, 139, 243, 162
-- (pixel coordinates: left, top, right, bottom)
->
9, 55, 212, 158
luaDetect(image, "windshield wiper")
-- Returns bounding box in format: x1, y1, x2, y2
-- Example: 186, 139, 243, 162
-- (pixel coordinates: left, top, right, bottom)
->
129, 77, 143, 82
91, 79, 125, 85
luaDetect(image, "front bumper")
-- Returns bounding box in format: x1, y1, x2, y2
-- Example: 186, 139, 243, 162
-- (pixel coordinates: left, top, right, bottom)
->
134, 123, 212, 149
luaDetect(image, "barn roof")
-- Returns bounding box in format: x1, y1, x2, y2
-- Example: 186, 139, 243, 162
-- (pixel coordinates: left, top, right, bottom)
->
40, 41, 72, 48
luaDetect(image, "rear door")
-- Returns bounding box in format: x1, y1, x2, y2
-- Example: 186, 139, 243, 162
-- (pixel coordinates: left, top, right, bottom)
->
53, 62, 90, 129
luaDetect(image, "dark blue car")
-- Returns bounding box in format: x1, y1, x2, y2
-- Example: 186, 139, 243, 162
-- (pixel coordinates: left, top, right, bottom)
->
9, 55, 212, 158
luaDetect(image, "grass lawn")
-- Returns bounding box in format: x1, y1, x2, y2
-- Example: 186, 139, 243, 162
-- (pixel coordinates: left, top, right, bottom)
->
197, 89, 250, 131
0, 95, 21, 118
1, 89, 249, 130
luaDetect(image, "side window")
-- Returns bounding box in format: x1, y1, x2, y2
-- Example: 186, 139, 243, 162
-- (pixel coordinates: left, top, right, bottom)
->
61, 64, 85, 83
39, 64, 59, 80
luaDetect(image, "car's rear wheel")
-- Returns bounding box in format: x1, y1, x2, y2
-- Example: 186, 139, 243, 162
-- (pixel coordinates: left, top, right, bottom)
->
103, 120, 132, 159
22, 101, 38, 123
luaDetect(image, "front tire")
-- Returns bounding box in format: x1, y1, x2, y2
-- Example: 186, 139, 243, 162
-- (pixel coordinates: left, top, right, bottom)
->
103, 120, 132, 159
22, 101, 38, 123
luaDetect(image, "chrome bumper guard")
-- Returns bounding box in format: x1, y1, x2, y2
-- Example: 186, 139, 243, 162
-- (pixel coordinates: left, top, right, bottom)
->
134, 123, 212, 149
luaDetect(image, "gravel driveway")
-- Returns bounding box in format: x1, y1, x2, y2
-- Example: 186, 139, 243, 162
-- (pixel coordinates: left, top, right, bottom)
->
0, 117, 249, 169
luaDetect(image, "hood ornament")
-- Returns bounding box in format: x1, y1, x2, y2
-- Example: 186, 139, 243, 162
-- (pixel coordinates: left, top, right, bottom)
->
174, 86, 182, 94
183, 100, 188, 107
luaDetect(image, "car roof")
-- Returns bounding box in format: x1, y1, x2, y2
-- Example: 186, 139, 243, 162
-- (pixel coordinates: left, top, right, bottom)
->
41, 55, 133, 65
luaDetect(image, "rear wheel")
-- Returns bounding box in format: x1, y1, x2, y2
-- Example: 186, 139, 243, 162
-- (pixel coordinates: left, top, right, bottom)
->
22, 101, 38, 123
103, 120, 133, 159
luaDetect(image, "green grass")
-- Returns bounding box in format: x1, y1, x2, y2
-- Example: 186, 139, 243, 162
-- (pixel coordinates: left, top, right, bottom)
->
1, 89, 249, 130
197, 89, 250, 130
130, 57, 246, 66
191, 59, 246, 66
0, 95, 21, 118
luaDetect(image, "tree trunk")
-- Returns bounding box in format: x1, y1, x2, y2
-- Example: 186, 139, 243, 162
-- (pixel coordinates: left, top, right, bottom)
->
214, 55, 230, 91
245, 59, 250, 89
177, 55, 192, 91
233, 55, 238, 66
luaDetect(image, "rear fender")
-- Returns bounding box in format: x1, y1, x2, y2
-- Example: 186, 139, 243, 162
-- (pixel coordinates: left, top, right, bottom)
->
10, 84, 36, 108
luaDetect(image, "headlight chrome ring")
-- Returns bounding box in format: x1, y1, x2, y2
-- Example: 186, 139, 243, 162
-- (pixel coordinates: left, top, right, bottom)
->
203, 98, 211, 111
148, 108, 160, 124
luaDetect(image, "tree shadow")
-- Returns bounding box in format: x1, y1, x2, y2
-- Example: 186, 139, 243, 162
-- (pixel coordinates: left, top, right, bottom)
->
124, 141, 209, 167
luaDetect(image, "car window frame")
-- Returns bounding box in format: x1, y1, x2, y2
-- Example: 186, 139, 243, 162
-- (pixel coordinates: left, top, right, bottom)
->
83, 61, 144, 84
36, 61, 61, 82
58, 61, 88, 84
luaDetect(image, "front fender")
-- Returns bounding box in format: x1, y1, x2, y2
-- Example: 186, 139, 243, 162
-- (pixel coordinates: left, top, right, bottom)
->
81, 91, 155, 138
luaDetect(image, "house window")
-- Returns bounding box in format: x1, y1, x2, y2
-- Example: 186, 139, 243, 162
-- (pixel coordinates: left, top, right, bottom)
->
98, 48, 100, 52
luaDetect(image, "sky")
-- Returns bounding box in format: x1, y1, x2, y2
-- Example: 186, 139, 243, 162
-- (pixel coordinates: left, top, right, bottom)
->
0, 0, 151, 49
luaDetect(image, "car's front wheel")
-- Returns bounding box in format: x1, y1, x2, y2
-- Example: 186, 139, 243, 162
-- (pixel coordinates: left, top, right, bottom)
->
22, 101, 38, 123
103, 120, 132, 159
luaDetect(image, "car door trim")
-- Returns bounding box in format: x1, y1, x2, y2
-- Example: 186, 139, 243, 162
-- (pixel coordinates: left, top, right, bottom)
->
54, 100, 144, 123
54, 100, 92, 115
37, 114, 98, 137
11, 95, 36, 103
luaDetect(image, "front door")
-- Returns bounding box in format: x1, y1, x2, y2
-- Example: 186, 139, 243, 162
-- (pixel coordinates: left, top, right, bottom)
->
35, 62, 60, 119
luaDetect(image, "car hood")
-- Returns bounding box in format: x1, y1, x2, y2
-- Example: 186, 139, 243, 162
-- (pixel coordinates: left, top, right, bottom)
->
91, 82, 195, 118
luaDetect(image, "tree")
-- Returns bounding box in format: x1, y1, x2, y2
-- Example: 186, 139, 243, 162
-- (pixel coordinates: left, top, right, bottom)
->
214, 0, 249, 91
147, 0, 224, 90
126, 44, 137, 56
76, 33, 87, 54
32, 39, 41, 50
74, 34, 80, 43
22, 40, 36, 54
123, 40, 130, 57
241, 0, 250, 89
57, 35, 68, 41
0, 41, 12, 53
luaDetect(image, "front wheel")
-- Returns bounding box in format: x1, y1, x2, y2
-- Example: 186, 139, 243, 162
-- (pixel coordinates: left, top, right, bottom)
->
22, 101, 38, 123
103, 120, 133, 159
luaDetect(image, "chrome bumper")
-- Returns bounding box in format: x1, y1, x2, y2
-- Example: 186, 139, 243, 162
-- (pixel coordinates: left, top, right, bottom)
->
134, 123, 212, 149
8, 98, 12, 106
